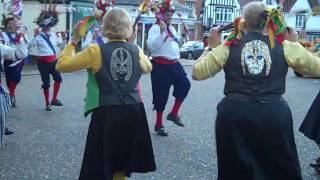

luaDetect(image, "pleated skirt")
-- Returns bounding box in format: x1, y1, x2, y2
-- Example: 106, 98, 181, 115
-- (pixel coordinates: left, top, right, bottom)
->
79, 103, 156, 180
216, 98, 302, 180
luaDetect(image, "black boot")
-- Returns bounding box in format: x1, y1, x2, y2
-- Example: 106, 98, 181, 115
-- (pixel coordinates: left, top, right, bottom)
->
10, 96, 16, 108
167, 113, 185, 127
5, 127, 14, 135
51, 99, 63, 106
45, 105, 52, 111
154, 126, 168, 136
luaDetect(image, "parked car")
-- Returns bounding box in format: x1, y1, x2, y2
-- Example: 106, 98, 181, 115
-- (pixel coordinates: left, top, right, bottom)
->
180, 41, 204, 60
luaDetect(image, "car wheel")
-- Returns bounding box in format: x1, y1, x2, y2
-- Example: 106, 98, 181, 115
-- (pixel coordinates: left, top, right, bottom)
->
294, 71, 303, 77
187, 52, 193, 60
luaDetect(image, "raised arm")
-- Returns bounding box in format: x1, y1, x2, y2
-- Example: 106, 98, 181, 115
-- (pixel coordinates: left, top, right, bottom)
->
56, 43, 101, 73
192, 45, 229, 80
192, 26, 229, 80
138, 46, 152, 74
284, 40, 320, 77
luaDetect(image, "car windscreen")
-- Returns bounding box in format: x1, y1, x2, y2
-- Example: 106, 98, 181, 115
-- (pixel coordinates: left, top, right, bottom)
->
182, 41, 197, 47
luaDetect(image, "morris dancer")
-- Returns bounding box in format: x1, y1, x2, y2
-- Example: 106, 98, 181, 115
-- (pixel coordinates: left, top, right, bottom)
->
57, 8, 156, 179
1, 14, 28, 107
29, 4, 65, 111
147, 0, 190, 136
192, 2, 320, 179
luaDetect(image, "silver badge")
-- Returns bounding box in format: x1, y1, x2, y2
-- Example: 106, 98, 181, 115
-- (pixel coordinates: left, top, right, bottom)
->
241, 40, 272, 76
110, 47, 133, 81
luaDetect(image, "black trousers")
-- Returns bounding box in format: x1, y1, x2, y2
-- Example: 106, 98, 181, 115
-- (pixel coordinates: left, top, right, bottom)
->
36, 60, 62, 89
4, 60, 24, 85
150, 61, 191, 111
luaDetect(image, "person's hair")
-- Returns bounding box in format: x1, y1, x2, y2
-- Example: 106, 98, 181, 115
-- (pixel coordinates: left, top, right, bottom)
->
3, 17, 15, 28
243, 2, 267, 32
102, 7, 133, 39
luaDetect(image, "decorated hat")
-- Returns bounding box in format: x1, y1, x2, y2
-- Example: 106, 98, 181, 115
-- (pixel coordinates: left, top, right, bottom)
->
34, 4, 59, 28
1, 0, 22, 28
95, 0, 116, 19
155, 0, 175, 14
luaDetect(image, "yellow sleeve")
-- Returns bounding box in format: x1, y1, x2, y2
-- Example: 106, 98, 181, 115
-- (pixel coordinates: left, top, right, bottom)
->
316, 51, 320, 57
192, 45, 230, 80
138, 47, 152, 74
284, 40, 320, 77
56, 43, 101, 73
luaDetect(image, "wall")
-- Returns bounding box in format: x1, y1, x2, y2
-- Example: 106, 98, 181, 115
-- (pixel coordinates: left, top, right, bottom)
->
5, 1, 68, 38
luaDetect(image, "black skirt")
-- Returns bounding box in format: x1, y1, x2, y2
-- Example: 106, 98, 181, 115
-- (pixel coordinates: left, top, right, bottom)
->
216, 98, 302, 180
79, 103, 156, 180
300, 90, 320, 144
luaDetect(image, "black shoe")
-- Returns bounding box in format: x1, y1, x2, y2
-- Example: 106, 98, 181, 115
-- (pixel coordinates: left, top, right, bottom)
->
51, 99, 63, 106
167, 113, 185, 127
5, 127, 14, 135
154, 126, 168, 136
310, 157, 320, 168
10, 96, 16, 108
45, 105, 52, 111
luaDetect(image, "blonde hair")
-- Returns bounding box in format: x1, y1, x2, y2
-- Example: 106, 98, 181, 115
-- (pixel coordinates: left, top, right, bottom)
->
102, 7, 133, 39
243, 2, 267, 31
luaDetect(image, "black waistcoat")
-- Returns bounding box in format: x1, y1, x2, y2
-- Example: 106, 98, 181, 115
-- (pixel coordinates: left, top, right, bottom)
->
95, 41, 142, 106
223, 32, 288, 103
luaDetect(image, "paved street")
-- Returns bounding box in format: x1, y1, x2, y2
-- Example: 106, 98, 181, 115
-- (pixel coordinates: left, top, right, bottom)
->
0, 60, 320, 180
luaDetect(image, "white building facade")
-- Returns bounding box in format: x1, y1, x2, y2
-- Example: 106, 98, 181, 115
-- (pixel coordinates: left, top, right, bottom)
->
202, 0, 320, 41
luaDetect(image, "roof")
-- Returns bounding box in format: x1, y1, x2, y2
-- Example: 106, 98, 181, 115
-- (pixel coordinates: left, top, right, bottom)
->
308, 0, 320, 8
282, 0, 297, 12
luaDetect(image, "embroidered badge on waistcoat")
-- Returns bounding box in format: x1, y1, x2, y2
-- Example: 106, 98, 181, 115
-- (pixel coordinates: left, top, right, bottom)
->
241, 40, 272, 76
110, 47, 133, 81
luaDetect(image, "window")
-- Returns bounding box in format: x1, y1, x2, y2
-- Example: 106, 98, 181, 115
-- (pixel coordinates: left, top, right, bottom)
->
215, 7, 233, 23
266, 0, 273, 5
185, 1, 196, 17
296, 15, 306, 28
216, 8, 223, 21
307, 34, 320, 41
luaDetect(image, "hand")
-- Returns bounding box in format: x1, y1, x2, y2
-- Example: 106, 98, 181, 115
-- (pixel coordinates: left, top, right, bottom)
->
128, 28, 137, 43
34, 28, 40, 37
92, 27, 101, 40
208, 26, 221, 48
61, 32, 67, 41
159, 21, 167, 35
71, 22, 83, 45
286, 26, 298, 42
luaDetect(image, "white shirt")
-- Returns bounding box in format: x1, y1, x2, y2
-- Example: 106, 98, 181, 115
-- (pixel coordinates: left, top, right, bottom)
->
0, 44, 26, 62
81, 30, 108, 50
1, 32, 28, 60
28, 32, 65, 56
147, 24, 181, 60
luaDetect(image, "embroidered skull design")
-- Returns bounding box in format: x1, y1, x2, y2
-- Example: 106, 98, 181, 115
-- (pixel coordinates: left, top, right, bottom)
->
241, 40, 272, 76
110, 47, 133, 81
